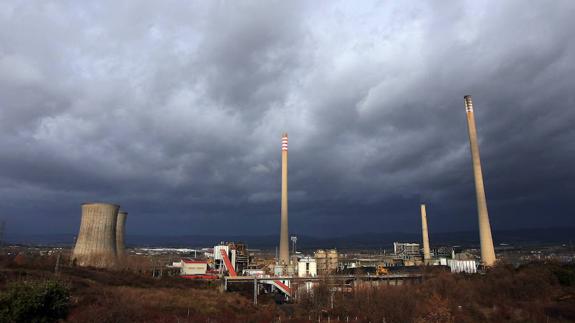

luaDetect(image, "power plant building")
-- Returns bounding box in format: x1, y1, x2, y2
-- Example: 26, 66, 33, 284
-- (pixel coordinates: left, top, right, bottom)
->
71, 203, 120, 268
297, 257, 317, 277
464, 95, 497, 266
179, 260, 208, 276
314, 249, 338, 275
393, 242, 420, 260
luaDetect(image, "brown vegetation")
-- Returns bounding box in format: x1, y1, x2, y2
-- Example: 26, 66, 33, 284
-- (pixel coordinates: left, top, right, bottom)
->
297, 263, 575, 322
1, 252, 574, 322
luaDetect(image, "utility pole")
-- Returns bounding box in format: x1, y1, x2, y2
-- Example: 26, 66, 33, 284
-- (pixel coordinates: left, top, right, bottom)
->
54, 252, 61, 276
253, 277, 258, 305
0, 220, 5, 249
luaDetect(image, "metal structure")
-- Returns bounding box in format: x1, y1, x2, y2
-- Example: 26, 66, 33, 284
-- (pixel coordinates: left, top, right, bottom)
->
420, 204, 431, 263
116, 210, 128, 259
233, 242, 250, 273
279, 133, 290, 266
220, 249, 238, 277
464, 95, 496, 266
71, 203, 119, 268
393, 242, 420, 260
225, 273, 423, 305
291, 235, 297, 254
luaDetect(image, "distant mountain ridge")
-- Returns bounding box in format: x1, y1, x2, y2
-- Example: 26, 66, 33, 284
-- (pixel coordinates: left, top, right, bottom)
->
6, 227, 574, 250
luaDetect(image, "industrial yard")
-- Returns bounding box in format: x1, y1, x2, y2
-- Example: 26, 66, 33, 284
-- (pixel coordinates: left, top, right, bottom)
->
1, 245, 575, 322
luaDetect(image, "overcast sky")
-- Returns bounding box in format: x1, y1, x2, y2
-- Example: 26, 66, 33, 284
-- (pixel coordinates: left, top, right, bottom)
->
1, 0, 574, 238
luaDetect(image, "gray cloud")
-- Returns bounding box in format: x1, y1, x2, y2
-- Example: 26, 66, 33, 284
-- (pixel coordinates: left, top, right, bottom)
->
1, 0, 574, 238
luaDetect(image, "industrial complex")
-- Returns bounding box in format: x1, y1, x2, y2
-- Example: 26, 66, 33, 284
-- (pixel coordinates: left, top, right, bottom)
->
65, 96, 499, 302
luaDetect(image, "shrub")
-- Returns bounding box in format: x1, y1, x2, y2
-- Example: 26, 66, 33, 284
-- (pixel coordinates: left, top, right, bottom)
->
552, 266, 575, 286
0, 280, 70, 323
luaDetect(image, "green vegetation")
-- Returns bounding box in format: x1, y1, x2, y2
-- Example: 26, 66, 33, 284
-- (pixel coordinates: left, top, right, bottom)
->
0, 280, 70, 323
552, 265, 575, 286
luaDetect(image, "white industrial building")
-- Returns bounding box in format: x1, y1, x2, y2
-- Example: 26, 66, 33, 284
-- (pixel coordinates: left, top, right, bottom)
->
172, 259, 208, 275
297, 257, 317, 277
214, 244, 236, 272
440, 258, 477, 274
393, 242, 420, 259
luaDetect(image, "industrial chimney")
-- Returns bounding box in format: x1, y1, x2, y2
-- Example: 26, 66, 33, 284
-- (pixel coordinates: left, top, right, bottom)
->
464, 95, 496, 266
420, 204, 431, 263
279, 133, 290, 266
71, 203, 119, 268
116, 210, 128, 259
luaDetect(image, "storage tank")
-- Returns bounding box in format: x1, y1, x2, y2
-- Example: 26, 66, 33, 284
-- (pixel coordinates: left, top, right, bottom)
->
327, 249, 339, 273
314, 249, 327, 275
71, 203, 119, 268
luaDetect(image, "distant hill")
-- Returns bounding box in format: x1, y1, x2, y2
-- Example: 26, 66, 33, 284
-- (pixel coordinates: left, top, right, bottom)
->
6, 227, 574, 250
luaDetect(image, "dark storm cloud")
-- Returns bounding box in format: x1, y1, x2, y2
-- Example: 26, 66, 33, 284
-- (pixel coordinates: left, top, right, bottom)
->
1, 0, 574, 238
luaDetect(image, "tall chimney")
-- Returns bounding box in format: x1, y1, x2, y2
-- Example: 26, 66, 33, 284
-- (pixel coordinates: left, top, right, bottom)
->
279, 133, 290, 265
420, 204, 431, 263
464, 95, 496, 266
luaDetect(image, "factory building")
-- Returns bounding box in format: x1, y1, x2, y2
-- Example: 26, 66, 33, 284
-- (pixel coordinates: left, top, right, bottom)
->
315, 249, 338, 275
393, 242, 420, 260
297, 257, 317, 277
178, 260, 208, 276
214, 244, 236, 273
71, 203, 120, 268
440, 258, 477, 274
431, 246, 454, 258
233, 242, 250, 273
212, 241, 251, 274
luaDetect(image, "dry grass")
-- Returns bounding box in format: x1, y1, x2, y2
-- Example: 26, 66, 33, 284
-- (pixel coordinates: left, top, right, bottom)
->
2, 253, 574, 322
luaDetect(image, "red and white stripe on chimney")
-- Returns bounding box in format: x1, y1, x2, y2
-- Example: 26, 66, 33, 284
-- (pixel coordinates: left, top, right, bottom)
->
281, 133, 288, 151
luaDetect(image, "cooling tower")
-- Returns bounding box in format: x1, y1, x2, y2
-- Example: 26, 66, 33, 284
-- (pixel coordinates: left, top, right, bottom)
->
116, 210, 128, 259
71, 203, 119, 268
279, 133, 290, 265
420, 204, 431, 263
464, 95, 496, 266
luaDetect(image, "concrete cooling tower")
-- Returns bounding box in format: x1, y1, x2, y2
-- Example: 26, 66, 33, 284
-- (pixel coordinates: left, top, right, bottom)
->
116, 210, 128, 259
71, 203, 119, 268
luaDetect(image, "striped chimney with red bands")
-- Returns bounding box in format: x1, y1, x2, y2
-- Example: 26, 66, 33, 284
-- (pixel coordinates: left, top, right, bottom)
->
281, 134, 288, 151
